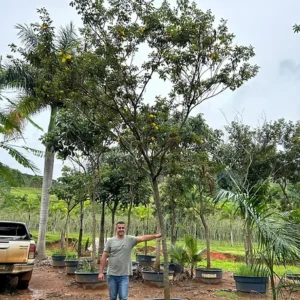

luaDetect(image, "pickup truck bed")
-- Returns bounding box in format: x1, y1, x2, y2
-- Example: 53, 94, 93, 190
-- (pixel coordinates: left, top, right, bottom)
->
0, 221, 36, 289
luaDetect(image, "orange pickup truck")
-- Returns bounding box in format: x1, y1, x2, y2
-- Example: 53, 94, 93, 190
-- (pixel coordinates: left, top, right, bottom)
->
0, 221, 37, 289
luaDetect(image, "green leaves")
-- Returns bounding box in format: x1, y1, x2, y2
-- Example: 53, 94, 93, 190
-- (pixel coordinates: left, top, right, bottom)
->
293, 24, 300, 33
67, 0, 259, 183
169, 243, 189, 268
169, 234, 204, 277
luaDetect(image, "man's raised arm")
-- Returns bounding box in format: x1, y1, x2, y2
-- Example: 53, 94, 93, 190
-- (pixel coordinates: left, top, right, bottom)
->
136, 233, 162, 243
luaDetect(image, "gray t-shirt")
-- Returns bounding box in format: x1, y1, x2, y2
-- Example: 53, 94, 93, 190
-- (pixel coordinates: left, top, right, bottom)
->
104, 235, 137, 276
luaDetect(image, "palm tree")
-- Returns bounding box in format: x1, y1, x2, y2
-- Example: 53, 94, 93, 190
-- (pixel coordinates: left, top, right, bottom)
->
0, 8, 78, 259
0, 97, 40, 198
217, 189, 300, 300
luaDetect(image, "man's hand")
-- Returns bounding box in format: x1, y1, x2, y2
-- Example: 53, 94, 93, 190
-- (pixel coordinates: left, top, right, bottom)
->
98, 272, 105, 281
156, 233, 162, 239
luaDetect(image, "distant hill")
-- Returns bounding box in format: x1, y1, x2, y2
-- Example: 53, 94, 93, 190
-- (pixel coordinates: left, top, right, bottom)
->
7, 166, 43, 188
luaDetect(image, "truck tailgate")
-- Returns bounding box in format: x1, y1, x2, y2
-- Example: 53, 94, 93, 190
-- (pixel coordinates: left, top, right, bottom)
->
0, 240, 30, 263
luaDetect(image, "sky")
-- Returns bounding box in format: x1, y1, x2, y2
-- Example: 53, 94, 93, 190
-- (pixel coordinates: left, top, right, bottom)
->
1, 0, 300, 179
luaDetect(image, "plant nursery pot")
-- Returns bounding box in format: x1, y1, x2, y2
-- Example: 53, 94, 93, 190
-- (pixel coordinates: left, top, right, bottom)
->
195, 268, 223, 284
160, 263, 183, 275
233, 274, 268, 293
52, 254, 66, 267
136, 254, 155, 266
132, 261, 138, 272
75, 271, 107, 284
64, 260, 79, 275
142, 270, 174, 282
286, 274, 300, 281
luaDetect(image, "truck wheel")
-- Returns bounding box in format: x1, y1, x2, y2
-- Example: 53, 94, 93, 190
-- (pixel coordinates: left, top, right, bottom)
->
18, 270, 33, 289
17, 280, 29, 289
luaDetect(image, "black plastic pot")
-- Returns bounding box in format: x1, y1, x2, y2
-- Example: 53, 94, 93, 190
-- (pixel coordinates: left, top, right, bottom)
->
136, 254, 155, 266
286, 274, 300, 281
132, 261, 138, 272
142, 270, 174, 282
75, 270, 107, 284
52, 254, 66, 267
65, 260, 79, 275
160, 263, 183, 274
195, 268, 223, 284
233, 274, 268, 293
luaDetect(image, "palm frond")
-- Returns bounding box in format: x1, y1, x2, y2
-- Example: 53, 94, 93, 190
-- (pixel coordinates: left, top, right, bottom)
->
1, 144, 39, 173
184, 235, 204, 263
169, 244, 188, 268
258, 215, 294, 265
1, 61, 36, 94
1, 95, 44, 134
15, 95, 46, 116
56, 22, 78, 51
22, 146, 44, 157
15, 23, 38, 52
0, 109, 21, 133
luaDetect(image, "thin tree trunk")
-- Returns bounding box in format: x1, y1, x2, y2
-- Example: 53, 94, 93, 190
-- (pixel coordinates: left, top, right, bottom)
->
127, 184, 134, 234
170, 199, 177, 245
36, 105, 58, 260
244, 211, 254, 265
77, 200, 84, 257
99, 200, 105, 254
230, 221, 234, 247
145, 205, 150, 255
199, 191, 210, 270
279, 179, 290, 211
90, 189, 97, 263
110, 201, 118, 237
64, 211, 70, 254
151, 178, 170, 300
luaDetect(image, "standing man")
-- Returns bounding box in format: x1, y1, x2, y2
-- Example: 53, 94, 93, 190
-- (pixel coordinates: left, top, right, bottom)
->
98, 221, 162, 300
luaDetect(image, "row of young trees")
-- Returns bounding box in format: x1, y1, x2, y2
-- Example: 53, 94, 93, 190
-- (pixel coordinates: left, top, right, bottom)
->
1, 1, 300, 299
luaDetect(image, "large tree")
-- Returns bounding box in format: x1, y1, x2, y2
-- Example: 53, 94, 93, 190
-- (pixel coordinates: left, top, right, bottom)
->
67, 0, 259, 297
0, 9, 78, 259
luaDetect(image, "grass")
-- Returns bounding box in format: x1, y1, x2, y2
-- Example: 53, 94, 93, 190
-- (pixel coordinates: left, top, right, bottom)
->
30, 231, 94, 256
215, 291, 238, 299
203, 260, 300, 276
11, 187, 57, 201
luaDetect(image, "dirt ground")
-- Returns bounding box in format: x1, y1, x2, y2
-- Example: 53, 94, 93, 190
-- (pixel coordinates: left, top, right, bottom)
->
1, 253, 300, 300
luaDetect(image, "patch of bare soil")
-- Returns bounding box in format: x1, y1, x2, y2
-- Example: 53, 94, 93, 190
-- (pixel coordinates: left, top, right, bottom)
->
1, 257, 300, 300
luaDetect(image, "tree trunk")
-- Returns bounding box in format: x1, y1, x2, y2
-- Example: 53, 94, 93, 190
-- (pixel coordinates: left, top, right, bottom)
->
151, 178, 170, 300
36, 105, 58, 260
60, 228, 65, 251
199, 191, 210, 270
279, 179, 290, 211
127, 184, 134, 234
99, 200, 106, 254
244, 211, 254, 266
64, 211, 70, 255
144, 204, 151, 255
170, 199, 177, 245
77, 200, 84, 257
90, 189, 97, 263
110, 201, 118, 237
230, 221, 234, 247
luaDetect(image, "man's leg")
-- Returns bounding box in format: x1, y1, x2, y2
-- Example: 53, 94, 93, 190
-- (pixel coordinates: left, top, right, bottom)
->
118, 275, 129, 300
108, 275, 118, 300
